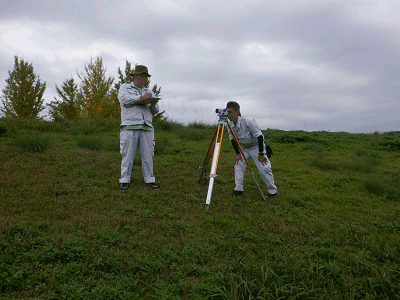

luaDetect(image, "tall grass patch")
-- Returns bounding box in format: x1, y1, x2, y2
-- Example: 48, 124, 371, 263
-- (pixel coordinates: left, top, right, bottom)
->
153, 118, 183, 132
265, 129, 332, 145
304, 142, 326, 153
355, 148, 381, 159
4, 118, 65, 134
364, 178, 399, 201
345, 159, 374, 173
155, 131, 172, 154
75, 135, 104, 150
102, 135, 120, 151
68, 120, 119, 135
75, 134, 120, 151
310, 148, 381, 174
310, 155, 340, 170
12, 132, 53, 152
187, 121, 214, 130
177, 127, 210, 141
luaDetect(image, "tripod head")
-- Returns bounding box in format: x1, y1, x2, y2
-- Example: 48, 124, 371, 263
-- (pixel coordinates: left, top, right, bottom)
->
215, 108, 230, 124
218, 116, 229, 124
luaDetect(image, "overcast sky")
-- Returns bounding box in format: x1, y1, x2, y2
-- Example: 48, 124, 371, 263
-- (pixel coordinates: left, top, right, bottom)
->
1, 0, 399, 133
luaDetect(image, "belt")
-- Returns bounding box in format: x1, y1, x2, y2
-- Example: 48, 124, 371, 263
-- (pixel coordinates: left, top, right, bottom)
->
239, 142, 255, 148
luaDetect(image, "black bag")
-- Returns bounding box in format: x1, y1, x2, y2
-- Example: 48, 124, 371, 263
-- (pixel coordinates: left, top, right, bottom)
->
265, 144, 273, 159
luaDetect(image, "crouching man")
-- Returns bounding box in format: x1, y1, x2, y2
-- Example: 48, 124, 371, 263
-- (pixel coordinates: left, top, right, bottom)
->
226, 101, 277, 197
118, 65, 160, 190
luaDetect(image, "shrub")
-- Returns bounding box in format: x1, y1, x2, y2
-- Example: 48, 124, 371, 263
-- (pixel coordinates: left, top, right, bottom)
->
378, 136, 400, 150
13, 132, 52, 152
0, 119, 6, 136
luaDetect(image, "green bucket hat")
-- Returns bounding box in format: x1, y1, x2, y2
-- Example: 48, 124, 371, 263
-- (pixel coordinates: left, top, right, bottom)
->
131, 65, 151, 77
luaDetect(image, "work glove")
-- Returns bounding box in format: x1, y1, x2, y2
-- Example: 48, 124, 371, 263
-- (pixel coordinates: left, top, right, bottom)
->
265, 144, 273, 158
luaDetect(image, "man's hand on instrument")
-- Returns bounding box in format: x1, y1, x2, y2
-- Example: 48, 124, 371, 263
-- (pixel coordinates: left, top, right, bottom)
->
235, 154, 243, 165
140, 93, 153, 102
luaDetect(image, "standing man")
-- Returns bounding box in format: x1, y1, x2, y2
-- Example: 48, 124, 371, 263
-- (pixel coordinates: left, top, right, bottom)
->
118, 65, 160, 189
226, 101, 277, 197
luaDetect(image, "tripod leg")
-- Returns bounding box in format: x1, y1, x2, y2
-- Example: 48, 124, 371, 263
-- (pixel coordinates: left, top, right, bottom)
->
206, 124, 224, 208
198, 126, 218, 184
251, 172, 266, 200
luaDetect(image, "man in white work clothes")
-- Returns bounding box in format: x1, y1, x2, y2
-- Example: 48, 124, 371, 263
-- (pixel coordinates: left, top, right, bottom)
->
118, 65, 160, 189
226, 101, 277, 197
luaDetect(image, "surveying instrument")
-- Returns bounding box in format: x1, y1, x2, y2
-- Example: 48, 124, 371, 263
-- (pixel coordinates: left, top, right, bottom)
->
198, 109, 267, 208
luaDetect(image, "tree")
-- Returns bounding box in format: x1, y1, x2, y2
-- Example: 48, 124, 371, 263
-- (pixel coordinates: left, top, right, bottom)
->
113, 60, 134, 95
77, 56, 116, 119
48, 77, 80, 121
1, 56, 46, 119
110, 60, 134, 117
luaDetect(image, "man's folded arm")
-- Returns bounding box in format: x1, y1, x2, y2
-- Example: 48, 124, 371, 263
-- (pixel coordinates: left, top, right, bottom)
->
119, 85, 142, 108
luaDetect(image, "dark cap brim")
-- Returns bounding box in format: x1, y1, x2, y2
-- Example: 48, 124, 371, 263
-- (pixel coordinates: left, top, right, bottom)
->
131, 72, 151, 77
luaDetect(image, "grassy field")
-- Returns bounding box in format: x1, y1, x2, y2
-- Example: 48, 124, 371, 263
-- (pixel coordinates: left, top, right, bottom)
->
0, 118, 399, 299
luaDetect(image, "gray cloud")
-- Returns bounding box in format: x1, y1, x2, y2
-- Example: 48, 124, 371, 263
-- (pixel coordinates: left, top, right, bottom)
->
1, 0, 399, 132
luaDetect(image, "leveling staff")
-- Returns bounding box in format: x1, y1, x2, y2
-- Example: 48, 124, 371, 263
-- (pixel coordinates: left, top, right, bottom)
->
226, 101, 277, 197
118, 65, 160, 190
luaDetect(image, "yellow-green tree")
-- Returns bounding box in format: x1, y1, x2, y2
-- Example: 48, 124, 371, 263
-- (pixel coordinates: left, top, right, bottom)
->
77, 56, 116, 120
1, 56, 46, 119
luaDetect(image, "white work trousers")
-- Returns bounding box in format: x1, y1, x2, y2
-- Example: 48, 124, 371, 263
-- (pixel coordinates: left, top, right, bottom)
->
234, 145, 277, 194
119, 130, 155, 184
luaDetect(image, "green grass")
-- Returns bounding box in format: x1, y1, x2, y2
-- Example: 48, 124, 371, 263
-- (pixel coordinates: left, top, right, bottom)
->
1, 119, 400, 299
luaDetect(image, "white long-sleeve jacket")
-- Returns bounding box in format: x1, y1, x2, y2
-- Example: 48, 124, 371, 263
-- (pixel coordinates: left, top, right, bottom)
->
227, 116, 263, 147
118, 83, 160, 128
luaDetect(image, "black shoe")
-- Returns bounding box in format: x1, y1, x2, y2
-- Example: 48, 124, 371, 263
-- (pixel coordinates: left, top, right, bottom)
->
146, 183, 160, 189
268, 193, 277, 198
232, 190, 244, 197
120, 183, 129, 189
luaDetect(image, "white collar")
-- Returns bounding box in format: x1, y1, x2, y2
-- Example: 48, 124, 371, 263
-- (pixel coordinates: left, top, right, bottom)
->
131, 83, 144, 90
